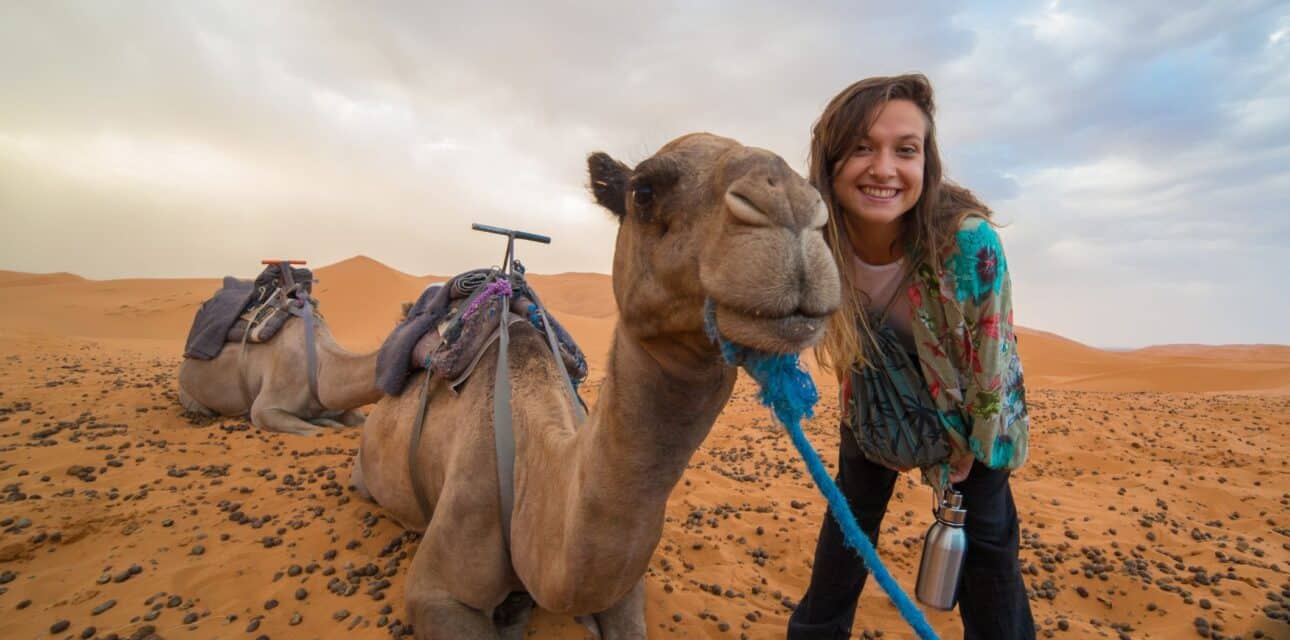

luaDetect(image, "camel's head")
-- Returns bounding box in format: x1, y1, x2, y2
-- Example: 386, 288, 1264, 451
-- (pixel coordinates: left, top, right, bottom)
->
589, 133, 840, 356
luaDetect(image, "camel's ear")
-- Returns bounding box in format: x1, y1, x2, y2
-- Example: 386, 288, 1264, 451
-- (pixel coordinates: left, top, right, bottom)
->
588, 152, 631, 219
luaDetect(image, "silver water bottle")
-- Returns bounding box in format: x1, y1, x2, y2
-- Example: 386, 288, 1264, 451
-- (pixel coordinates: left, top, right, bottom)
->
915, 490, 968, 610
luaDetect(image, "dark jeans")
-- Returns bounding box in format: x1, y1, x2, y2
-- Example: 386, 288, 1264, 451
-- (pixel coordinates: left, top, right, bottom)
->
786, 425, 1035, 640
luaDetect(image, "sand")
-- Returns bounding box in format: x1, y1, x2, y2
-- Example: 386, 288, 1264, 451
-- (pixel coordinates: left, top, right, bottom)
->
0, 257, 1286, 639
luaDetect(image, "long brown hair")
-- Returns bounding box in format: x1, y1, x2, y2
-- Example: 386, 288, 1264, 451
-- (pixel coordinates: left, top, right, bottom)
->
809, 73, 992, 375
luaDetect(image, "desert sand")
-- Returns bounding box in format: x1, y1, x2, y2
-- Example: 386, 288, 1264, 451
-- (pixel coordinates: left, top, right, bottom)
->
0, 256, 1286, 640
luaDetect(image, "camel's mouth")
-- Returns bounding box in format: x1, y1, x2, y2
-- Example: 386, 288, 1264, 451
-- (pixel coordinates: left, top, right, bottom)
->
708, 303, 827, 354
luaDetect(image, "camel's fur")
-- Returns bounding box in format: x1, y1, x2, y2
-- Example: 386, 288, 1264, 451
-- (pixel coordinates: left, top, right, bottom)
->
178, 317, 383, 435
352, 133, 841, 639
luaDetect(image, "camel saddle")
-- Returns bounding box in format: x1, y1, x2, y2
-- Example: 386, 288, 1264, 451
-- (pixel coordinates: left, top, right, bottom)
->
183, 263, 316, 360
183, 263, 325, 410
376, 268, 587, 396
376, 263, 588, 538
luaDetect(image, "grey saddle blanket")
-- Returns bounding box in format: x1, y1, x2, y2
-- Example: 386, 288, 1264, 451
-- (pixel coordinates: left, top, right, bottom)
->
376, 268, 588, 396
183, 265, 314, 360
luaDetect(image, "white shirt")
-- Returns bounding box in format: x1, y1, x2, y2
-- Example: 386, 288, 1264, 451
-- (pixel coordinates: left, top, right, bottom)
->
852, 254, 916, 354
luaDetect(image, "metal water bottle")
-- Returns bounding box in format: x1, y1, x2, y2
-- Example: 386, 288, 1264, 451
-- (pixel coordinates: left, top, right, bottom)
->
915, 489, 968, 610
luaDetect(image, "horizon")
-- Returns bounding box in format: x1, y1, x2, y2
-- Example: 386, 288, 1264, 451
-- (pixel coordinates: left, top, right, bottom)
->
6, 253, 1288, 353
1, 2, 1287, 348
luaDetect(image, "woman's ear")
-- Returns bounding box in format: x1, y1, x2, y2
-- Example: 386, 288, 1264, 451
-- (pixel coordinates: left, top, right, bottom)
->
587, 152, 631, 219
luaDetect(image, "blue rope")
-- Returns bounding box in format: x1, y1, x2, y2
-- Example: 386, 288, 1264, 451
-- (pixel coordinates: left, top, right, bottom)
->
703, 301, 940, 640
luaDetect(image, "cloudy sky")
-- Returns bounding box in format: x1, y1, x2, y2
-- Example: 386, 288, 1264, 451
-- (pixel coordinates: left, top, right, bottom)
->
1, 1, 1286, 348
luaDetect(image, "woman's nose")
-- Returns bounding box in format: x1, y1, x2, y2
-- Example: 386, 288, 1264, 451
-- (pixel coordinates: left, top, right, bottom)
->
867, 151, 897, 179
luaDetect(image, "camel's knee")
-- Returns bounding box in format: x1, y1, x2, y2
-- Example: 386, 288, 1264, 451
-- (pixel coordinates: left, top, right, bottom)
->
339, 409, 367, 426
178, 387, 216, 417
591, 579, 646, 640
406, 588, 497, 640
349, 455, 372, 501
251, 406, 322, 436
494, 592, 534, 640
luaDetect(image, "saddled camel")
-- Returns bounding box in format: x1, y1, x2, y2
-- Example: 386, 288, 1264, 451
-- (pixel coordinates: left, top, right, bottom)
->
352, 133, 841, 638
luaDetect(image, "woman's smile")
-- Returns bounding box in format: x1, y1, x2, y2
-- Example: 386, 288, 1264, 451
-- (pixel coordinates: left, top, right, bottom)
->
859, 185, 901, 201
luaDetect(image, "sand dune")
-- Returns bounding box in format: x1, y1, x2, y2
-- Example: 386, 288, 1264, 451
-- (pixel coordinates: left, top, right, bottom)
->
0, 271, 87, 288
3, 257, 1283, 394
0, 257, 1286, 639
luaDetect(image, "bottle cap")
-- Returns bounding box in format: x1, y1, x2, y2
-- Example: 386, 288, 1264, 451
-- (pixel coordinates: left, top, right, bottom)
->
937, 490, 967, 526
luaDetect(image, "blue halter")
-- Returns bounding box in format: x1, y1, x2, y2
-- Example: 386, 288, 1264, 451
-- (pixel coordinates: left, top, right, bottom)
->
702, 299, 940, 640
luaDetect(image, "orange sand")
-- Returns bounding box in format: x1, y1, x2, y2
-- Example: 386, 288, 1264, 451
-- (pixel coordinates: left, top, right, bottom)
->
0, 257, 1286, 639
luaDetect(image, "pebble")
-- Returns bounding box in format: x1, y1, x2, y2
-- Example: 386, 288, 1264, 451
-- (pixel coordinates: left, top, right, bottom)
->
91, 599, 116, 615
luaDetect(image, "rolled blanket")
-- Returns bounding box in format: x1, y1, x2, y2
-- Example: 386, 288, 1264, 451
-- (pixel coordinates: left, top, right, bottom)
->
451, 269, 490, 298
183, 278, 254, 360
376, 284, 451, 395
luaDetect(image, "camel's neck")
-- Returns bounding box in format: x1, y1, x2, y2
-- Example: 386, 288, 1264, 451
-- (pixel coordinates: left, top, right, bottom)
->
510, 326, 736, 614
581, 329, 735, 501
316, 334, 383, 411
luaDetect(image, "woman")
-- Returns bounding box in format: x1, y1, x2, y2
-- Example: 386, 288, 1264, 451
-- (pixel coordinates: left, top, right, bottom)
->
786, 74, 1035, 639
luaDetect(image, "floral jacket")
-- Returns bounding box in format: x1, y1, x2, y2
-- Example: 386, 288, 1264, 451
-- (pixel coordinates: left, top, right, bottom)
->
907, 216, 1029, 486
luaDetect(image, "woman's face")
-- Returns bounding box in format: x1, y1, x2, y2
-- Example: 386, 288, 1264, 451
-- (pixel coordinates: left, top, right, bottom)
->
831, 99, 927, 229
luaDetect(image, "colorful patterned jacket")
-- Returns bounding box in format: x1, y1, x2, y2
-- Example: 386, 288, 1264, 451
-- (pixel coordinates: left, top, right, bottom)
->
907, 216, 1029, 485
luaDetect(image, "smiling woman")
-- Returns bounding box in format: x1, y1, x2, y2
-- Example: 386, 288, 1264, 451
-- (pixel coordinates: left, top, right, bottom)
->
788, 74, 1036, 640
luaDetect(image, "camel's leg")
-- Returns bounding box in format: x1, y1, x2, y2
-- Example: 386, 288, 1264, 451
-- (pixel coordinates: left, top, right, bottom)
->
576, 616, 602, 639
406, 586, 496, 639
406, 545, 497, 639
178, 387, 217, 417
250, 404, 323, 436
338, 409, 367, 426
309, 417, 348, 428
493, 592, 534, 640
590, 579, 646, 640
349, 454, 372, 501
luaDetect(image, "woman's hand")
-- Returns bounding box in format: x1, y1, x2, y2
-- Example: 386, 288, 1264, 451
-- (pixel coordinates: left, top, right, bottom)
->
948, 451, 974, 483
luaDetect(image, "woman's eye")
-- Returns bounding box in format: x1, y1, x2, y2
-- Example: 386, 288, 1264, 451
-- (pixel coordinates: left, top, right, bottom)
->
853, 145, 873, 154
633, 184, 654, 207
898, 146, 919, 155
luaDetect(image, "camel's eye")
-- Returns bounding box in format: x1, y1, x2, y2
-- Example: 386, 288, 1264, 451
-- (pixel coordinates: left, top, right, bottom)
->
632, 184, 654, 208
628, 155, 679, 221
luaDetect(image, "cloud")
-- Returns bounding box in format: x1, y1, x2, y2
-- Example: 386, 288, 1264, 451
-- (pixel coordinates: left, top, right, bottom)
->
0, 1, 1285, 346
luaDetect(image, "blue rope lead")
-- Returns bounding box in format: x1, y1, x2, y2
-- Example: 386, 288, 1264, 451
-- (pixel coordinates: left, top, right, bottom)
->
703, 301, 940, 640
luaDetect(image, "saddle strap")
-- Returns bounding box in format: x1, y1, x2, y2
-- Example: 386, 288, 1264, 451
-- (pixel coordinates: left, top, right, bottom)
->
407, 315, 524, 528
527, 287, 587, 423
493, 294, 517, 548
408, 364, 436, 525
290, 302, 323, 410
236, 302, 276, 411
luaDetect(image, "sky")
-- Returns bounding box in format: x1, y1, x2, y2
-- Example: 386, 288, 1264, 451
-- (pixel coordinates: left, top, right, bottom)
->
1, 1, 1286, 348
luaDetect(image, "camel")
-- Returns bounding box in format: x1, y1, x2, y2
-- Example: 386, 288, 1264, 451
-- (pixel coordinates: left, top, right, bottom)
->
178, 317, 383, 435
350, 133, 841, 639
